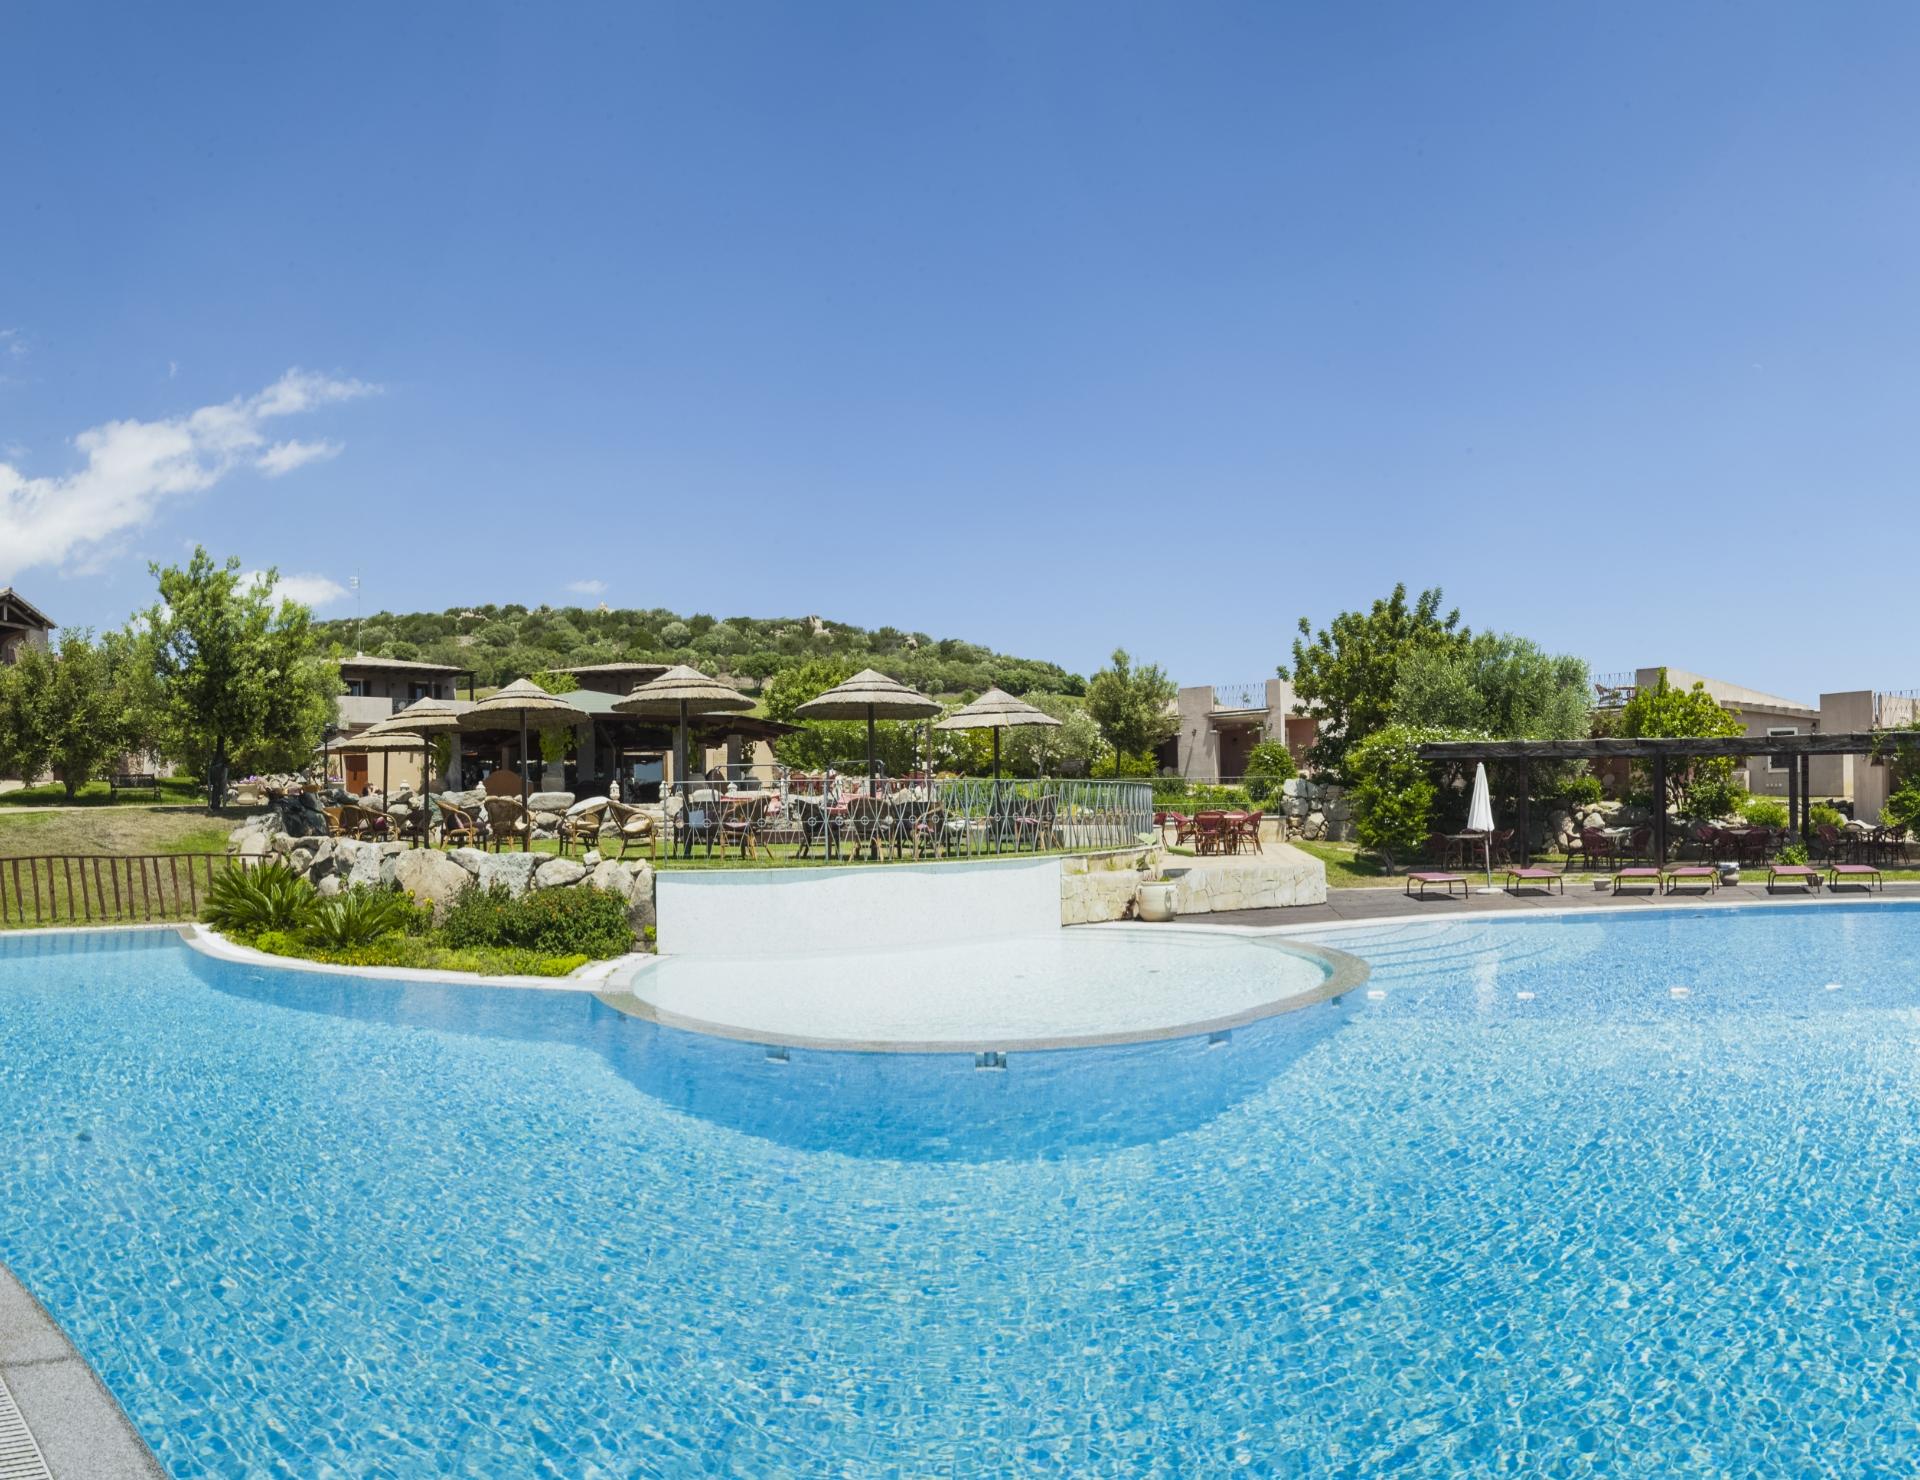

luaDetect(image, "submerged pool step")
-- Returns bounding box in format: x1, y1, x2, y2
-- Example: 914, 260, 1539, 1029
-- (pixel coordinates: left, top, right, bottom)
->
0, 1373, 52, 1480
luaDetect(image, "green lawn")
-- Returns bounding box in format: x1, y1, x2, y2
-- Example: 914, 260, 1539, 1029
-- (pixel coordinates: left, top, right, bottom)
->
0, 776, 205, 808
0, 806, 239, 858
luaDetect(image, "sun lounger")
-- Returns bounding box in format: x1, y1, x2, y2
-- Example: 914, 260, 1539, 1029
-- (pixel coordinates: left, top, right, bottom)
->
1406, 872, 1468, 900
1664, 865, 1718, 894
1827, 862, 1883, 892
1766, 864, 1820, 893
1612, 866, 1663, 894
1503, 866, 1563, 895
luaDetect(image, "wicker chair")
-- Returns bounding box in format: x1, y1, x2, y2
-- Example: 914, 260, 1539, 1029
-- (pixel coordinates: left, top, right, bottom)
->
436, 800, 481, 849
482, 797, 531, 852
337, 804, 387, 841
603, 802, 658, 862
558, 804, 607, 857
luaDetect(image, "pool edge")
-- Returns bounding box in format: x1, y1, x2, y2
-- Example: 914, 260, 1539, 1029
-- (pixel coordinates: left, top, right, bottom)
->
0, 1262, 168, 1479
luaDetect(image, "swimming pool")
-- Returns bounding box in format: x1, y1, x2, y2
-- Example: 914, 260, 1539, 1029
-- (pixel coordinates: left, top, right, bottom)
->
3, 905, 1920, 1475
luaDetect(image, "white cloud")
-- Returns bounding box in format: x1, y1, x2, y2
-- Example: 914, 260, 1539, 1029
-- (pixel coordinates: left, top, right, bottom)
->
257, 439, 341, 477
243, 569, 350, 610
0, 368, 379, 583
566, 579, 608, 596
1, 329, 25, 361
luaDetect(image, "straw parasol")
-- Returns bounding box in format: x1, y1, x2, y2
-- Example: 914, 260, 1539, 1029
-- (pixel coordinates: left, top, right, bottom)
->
935, 688, 1061, 781
364, 697, 468, 793
458, 679, 587, 849
795, 669, 942, 793
340, 729, 428, 836
612, 665, 753, 789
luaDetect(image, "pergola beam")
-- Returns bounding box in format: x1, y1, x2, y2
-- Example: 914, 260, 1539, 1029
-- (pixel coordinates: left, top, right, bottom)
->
1415, 732, 1904, 762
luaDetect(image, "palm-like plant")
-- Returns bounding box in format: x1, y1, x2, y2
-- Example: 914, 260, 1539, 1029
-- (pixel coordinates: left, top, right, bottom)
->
304, 887, 417, 949
203, 862, 315, 934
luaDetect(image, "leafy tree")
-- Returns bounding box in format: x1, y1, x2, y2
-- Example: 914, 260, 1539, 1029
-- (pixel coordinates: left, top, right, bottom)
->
0, 630, 140, 798
1281, 584, 1467, 782
1394, 632, 1590, 741
1619, 669, 1744, 817
1242, 738, 1298, 803
1346, 723, 1485, 866
1000, 694, 1111, 778
146, 549, 340, 809
1085, 650, 1177, 775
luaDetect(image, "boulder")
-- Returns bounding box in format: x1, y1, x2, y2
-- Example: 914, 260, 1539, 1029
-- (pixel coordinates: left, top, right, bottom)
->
528, 791, 575, 814
393, 849, 473, 922
331, 839, 383, 891
473, 850, 541, 897
447, 847, 488, 877
228, 824, 271, 858
622, 861, 656, 934
376, 842, 407, 889
315, 875, 343, 898
535, 858, 587, 889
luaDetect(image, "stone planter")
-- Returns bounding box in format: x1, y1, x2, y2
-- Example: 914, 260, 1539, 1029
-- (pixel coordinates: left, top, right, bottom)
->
1136, 880, 1177, 922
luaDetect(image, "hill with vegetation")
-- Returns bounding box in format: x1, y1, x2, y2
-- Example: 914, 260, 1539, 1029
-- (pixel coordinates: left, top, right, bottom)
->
312, 605, 1086, 697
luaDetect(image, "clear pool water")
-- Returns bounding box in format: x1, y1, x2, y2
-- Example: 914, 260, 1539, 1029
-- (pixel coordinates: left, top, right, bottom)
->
3, 907, 1920, 1476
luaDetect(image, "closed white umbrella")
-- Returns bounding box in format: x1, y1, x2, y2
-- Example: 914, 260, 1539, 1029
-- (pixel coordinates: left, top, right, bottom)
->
1467, 761, 1495, 890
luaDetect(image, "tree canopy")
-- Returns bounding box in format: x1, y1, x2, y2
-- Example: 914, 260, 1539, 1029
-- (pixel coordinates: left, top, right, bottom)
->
0, 628, 157, 799
1619, 668, 1745, 817
310, 602, 1085, 698
146, 550, 339, 807
1085, 650, 1177, 774
1393, 632, 1591, 741
1281, 584, 1467, 782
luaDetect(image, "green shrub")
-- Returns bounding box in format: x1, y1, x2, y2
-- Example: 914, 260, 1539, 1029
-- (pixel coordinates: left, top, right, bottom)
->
245, 931, 588, 977
304, 887, 418, 949
1242, 740, 1297, 802
1679, 777, 1746, 823
441, 884, 633, 960
1738, 796, 1790, 830
1884, 782, 1920, 837
1552, 773, 1605, 808
1777, 842, 1810, 866
1810, 803, 1847, 831
1346, 725, 1440, 863
204, 862, 315, 934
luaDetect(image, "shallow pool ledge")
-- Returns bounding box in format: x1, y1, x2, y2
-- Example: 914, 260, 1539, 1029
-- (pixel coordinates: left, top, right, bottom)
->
0, 1262, 166, 1479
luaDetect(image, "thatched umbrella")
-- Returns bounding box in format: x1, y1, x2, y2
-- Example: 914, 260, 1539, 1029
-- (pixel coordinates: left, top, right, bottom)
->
935, 687, 1061, 780
458, 679, 587, 850
341, 730, 427, 842
795, 669, 941, 793
364, 697, 469, 793
612, 665, 752, 789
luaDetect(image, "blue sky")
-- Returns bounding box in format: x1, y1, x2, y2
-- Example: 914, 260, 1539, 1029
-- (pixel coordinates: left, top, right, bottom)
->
3, 3, 1917, 700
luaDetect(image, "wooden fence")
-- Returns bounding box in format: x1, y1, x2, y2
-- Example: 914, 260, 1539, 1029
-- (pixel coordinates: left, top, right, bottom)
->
0, 853, 265, 929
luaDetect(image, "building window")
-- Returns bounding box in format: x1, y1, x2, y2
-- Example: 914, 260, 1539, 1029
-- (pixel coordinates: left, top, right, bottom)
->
345, 678, 366, 697
1767, 726, 1797, 772
409, 682, 432, 703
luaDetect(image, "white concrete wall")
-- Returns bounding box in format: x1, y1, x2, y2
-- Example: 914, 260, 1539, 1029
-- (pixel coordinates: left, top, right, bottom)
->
656, 857, 1063, 957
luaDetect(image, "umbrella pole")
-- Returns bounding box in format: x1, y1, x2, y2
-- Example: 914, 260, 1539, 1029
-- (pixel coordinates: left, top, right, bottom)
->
520, 714, 531, 852
679, 701, 690, 859
382, 750, 391, 842
992, 726, 1001, 782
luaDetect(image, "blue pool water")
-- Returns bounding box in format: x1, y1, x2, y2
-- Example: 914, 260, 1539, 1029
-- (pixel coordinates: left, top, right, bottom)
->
3, 908, 1920, 1475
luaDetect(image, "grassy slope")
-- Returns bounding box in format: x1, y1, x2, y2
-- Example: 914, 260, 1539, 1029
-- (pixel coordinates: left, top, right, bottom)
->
0, 807, 239, 858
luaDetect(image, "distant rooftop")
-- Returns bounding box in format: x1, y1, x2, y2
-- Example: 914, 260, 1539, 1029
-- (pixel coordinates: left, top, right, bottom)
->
0, 587, 54, 631
338, 652, 469, 674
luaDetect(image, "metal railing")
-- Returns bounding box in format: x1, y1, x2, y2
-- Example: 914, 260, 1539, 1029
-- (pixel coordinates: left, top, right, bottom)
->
656, 778, 1154, 861
0, 853, 263, 929
1210, 681, 1268, 712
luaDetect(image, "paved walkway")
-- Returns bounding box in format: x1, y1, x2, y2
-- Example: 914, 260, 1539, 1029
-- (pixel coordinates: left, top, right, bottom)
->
1175, 877, 1920, 929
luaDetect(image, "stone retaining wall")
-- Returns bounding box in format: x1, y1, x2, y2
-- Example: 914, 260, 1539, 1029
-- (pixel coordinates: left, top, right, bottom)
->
226, 814, 655, 934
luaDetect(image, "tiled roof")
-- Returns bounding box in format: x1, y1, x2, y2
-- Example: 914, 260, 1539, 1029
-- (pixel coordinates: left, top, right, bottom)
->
336, 652, 468, 674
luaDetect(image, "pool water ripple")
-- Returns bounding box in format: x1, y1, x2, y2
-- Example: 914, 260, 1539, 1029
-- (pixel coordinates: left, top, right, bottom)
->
2, 909, 1920, 1474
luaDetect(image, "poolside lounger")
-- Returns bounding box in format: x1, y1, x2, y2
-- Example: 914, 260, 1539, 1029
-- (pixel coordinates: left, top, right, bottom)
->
1664, 865, 1718, 895
1612, 866, 1663, 894
1405, 871, 1468, 900
1766, 864, 1820, 893
1503, 866, 1564, 896
1827, 863, 1883, 892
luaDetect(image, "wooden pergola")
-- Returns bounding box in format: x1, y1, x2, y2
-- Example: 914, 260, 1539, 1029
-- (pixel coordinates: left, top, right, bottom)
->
1416, 732, 1908, 864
